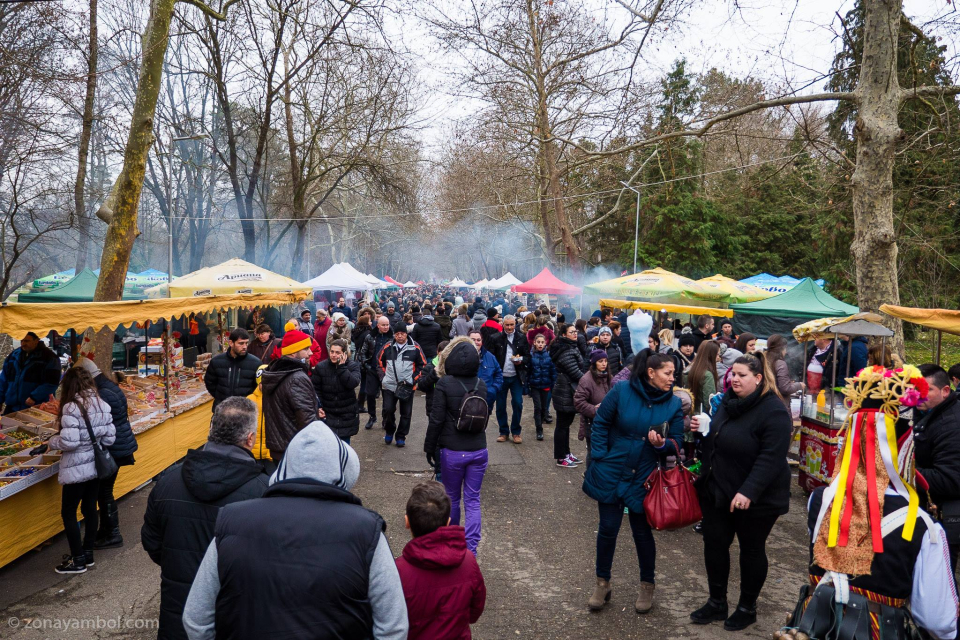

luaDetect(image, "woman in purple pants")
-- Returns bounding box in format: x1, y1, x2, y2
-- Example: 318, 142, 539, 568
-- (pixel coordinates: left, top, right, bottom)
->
424, 337, 490, 554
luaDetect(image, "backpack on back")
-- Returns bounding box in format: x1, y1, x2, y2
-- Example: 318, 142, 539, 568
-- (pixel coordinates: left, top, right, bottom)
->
456, 380, 489, 433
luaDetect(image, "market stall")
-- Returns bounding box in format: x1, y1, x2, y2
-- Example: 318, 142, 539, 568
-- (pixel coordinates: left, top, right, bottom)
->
143, 258, 310, 298
0, 290, 308, 568
791, 314, 893, 493
599, 298, 734, 318
695, 274, 775, 303
17, 269, 145, 302
584, 267, 726, 304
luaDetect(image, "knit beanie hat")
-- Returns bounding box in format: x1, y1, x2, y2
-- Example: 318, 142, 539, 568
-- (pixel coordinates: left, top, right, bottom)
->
598, 326, 613, 336
392, 321, 408, 334
281, 329, 312, 356
285, 319, 298, 332
332, 312, 346, 324
270, 422, 360, 490
590, 349, 608, 365
678, 333, 697, 349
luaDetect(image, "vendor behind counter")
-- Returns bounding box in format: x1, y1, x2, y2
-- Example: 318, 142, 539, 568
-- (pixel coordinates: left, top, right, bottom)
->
0, 331, 61, 413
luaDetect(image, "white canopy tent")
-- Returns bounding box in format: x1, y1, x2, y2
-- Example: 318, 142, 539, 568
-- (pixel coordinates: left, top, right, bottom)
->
448, 278, 468, 287
468, 279, 489, 290
303, 264, 375, 291
402, 281, 417, 288
490, 272, 523, 290
333, 262, 387, 289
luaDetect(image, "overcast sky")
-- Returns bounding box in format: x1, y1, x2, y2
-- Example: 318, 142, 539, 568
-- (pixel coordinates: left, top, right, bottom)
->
399, 0, 960, 156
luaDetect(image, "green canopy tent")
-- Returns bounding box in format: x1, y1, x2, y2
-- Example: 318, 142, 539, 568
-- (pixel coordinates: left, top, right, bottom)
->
729, 278, 858, 381
17, 269, 144, 303
729, 278, 858, 319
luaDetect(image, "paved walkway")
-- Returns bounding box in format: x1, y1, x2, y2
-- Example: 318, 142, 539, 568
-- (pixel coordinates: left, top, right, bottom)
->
0, 394, 811, 639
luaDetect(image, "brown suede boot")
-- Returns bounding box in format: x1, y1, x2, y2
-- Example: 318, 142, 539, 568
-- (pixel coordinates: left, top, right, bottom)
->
635, 581, 655, 613
587, 578, 612, 611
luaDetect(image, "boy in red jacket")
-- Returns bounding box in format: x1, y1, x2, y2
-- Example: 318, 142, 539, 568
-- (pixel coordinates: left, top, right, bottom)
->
396, 481, 486, 640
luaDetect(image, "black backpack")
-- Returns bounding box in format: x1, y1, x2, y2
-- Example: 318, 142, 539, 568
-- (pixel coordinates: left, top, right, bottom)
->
456, 380, 489, 433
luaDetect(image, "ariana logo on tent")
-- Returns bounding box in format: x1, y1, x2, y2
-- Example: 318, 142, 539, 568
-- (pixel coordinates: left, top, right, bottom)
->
236, 288, 253, 294
193, 289, 212, 296
216, 273, 264, 281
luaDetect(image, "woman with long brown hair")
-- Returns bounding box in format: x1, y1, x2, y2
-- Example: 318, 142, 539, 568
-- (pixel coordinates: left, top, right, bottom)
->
684, 341, 719, 461
765, 334, 802, 410
690, 352, 791, 631
48, 366, 116, 574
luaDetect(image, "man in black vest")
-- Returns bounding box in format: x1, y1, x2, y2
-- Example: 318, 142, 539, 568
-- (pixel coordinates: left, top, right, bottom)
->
182, 422, 408, 640
916, 364, 960, 572
141, 397, 268, 640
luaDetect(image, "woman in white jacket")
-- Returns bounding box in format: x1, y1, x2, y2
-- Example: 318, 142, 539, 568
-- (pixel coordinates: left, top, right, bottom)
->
48, 366, 115, 574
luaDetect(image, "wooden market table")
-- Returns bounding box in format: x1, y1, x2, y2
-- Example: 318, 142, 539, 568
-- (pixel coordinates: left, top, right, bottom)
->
0, 399, 213, 569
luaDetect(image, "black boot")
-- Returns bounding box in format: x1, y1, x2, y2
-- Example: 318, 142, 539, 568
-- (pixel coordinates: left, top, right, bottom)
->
690, 598, 728, 624
724, 605, 757, 631
364, 416, 376, 430
55, 554, 87, 574
93, 503, 123, 549
84, 549, 95, 567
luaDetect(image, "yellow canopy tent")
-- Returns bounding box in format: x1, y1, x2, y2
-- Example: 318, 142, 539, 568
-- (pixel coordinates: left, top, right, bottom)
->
880, 304, 960, 364
599, 298, 734, 318
585, 267, 728, 303
696, 274, 775, 304
144, 258, 310, 298
0, 291, 309, 338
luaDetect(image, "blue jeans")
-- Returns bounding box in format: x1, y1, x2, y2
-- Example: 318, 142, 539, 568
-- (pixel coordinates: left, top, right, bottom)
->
596, 501, 656, 583
440, 449, 489, 554
496, 375, 524, 436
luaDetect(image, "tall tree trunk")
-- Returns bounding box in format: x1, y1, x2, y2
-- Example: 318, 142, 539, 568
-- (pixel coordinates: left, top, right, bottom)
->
74, 0, 98, 272
283, 48, 308, 279
851, 0, 903, 352
94, 0, 176, 302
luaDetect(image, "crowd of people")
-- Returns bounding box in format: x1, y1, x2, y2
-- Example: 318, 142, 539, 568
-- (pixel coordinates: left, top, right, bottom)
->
10, 282, 960, 639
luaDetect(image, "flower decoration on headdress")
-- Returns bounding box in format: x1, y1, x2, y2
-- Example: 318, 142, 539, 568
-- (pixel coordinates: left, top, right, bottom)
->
842, 364, 929, 420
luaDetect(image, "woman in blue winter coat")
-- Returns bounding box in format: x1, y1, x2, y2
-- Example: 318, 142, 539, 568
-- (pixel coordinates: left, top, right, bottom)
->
527, 334, 557, 441
582, 348, 684, 615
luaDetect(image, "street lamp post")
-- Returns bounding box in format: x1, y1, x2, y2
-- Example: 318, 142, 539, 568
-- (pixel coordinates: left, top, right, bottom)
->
620, 181, 641, 274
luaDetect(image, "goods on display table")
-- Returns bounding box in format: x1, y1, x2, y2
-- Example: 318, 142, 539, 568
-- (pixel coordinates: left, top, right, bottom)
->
0, 352, 214, 503
791, 313, 894, 493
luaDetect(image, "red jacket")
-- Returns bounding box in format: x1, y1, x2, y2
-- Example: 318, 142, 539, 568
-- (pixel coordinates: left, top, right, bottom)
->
396, 526, 485, 640
313, 318, 331, 362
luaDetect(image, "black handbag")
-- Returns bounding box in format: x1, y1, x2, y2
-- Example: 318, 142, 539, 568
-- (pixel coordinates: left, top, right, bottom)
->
82, 410, 118, 480
391, 360, 414, 401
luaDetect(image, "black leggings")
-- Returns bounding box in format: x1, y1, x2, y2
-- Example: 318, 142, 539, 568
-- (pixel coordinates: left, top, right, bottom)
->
701, 500, 779, 607
554, 411, 576, 460
62, 478, 99, 557
97, 469, 118, 512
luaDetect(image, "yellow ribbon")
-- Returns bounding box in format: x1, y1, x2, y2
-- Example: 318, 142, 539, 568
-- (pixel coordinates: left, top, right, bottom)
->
881, 413, 918, 541
828, 419, 857, 547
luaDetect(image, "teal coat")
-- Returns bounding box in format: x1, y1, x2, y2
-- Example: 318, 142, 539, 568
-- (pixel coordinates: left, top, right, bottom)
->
582, 377, 684, 512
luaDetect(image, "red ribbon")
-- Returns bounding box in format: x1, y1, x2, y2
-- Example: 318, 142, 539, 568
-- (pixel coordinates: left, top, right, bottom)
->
864, 415, 883, 553
837, 412, 862, 547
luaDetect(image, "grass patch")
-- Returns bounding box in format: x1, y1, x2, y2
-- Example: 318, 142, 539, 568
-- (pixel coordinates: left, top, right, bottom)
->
905, 331, 960, 367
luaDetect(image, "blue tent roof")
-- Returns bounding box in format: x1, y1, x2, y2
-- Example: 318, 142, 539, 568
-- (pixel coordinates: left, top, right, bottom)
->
137, 268, 168, 277
740, 273, 825, 293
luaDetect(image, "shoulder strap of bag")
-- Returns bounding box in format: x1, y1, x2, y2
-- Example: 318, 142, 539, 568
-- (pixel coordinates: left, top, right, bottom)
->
80, 408, 101, 449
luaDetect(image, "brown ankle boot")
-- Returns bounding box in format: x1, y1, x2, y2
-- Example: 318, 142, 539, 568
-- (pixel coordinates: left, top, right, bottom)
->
635, 581, 655, 613
587, 577, 612, 611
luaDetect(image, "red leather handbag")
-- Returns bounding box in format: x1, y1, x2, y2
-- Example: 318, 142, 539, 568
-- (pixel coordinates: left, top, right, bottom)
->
643, 465, 702, 531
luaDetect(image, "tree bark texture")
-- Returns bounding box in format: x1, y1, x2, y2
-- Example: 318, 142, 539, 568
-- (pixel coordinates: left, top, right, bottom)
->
851, 0, 903, 351
74, 0, 98, 272
94, 0, 176, 302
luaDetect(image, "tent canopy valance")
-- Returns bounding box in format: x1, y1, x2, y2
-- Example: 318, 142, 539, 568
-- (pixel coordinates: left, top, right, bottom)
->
515, 268, 581, 295
730, 278, 858, 319
599, 298, 734, 318
0, 291, 309, 338
792, 313, 892, 342
145, 258, 310, 298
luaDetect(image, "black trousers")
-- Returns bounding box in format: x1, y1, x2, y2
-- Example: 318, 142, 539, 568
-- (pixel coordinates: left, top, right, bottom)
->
530, 388, 549, 432
700, 500, 780, 607
62, 478, 99, 557
96, 469, 118, 516
382, 389, 414, 438
554, 411, 576, 460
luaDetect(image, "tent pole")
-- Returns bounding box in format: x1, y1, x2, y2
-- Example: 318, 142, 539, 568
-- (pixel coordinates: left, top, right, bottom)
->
935, 330, 942, 365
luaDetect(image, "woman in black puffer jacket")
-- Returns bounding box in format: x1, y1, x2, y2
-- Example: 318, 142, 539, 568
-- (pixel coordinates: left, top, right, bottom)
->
424, 337, 489, 555
311, 339, 361, 443
551, 324, 588, 468
690, 352, 791, 631
78, 359, 138, 550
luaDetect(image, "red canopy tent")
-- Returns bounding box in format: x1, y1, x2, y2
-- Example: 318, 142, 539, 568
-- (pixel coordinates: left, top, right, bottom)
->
383, 275, 403, 286
514, 268, 582, 295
